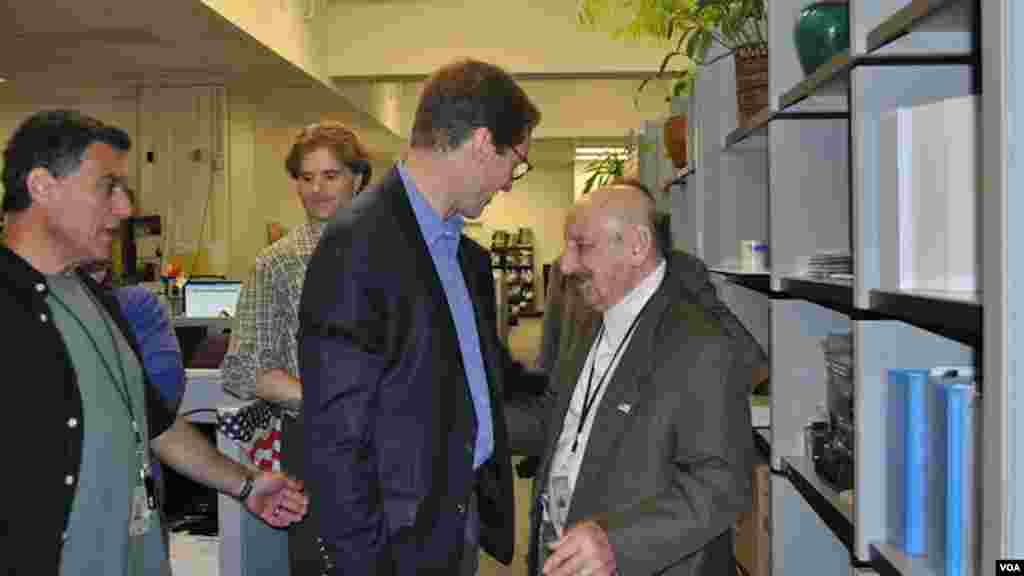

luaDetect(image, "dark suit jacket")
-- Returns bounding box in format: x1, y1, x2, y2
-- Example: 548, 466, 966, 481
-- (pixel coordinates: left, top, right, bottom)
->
507, 255, 756, 575
298, 167, 534, 575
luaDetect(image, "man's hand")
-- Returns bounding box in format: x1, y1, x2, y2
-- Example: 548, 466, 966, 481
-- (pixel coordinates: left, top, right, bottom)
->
543, 520, 617, 576
244, 471, 309, 528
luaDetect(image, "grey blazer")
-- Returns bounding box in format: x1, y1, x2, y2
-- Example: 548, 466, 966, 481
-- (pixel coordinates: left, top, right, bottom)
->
508, 254, 755, 575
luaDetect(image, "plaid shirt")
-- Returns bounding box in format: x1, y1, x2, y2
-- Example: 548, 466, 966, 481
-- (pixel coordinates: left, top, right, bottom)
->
221, 221, 326, 414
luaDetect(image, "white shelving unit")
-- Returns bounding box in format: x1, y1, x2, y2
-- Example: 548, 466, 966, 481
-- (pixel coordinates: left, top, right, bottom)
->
682, 0, 1024, 574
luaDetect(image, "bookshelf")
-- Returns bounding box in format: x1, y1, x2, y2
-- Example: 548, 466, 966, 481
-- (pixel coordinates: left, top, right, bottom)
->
682, 0, 1024, 573
489, 228, 539, 325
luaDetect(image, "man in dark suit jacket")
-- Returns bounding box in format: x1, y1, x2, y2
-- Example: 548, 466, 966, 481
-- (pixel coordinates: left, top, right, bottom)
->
507, 184, 756, 576
298, 58, 543, 575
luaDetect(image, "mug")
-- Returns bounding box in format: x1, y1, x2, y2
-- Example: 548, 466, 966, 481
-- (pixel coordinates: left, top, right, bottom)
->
740, 240, 769, 272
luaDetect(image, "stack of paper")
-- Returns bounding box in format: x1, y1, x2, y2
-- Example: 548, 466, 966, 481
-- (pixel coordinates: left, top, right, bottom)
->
802, 250, 853, 282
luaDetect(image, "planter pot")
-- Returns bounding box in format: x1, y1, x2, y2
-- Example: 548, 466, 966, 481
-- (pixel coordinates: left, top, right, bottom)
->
734, 43, 769, 129
794, 1, 850, 76
664, 114, 689, 170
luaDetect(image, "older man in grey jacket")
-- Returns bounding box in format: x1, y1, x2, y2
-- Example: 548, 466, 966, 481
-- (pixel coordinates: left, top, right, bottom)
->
508, 183, 758, 576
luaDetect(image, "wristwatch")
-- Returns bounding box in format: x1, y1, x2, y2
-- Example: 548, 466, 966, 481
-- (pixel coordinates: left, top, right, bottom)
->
235, 474, 255, 502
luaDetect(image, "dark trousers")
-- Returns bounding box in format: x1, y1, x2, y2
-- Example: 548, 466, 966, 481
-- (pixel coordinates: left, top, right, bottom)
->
281, 415, 326, 576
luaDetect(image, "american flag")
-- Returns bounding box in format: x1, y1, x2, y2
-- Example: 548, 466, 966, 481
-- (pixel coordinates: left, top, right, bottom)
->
217, 401, 282, 472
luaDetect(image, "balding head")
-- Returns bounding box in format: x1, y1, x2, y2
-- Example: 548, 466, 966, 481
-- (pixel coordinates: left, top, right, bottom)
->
560, 184, 663, 311
583, 183, 658, 241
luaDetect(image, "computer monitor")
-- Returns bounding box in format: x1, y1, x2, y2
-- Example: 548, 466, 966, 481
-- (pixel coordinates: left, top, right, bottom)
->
183, 280, 243, 318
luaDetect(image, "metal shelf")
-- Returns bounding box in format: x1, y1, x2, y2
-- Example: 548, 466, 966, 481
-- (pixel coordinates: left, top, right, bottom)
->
779, 50, 854, 113
753, 427, 771, 461
779, 52, 975, 113
782, 456, 855, 554
867, 0, 976, 55
869, 288, 981, 347
723, 107, 852, 150
723, 107, 771, 150
781, 276, 863, 318
710, 267, 783, 298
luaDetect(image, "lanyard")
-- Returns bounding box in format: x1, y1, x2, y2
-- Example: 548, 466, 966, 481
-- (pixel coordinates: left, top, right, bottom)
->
571, 294, 653, 453
48, 281, 147, 474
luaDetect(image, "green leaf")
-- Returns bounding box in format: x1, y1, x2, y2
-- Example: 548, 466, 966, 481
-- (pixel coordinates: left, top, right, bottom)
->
580, 0, 766, 100
583, 171, 600, 195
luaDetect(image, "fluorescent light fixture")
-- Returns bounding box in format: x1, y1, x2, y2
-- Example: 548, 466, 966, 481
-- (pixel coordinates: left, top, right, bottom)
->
574, 146, 628, 162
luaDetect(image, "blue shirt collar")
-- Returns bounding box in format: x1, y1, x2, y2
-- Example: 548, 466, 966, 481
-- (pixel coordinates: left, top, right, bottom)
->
397, 162, 464, 246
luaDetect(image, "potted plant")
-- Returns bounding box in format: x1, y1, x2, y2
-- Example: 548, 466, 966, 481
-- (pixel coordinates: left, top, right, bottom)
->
580, 147, 631, 196
664, 112, 689, 170
578, 0, 768, 127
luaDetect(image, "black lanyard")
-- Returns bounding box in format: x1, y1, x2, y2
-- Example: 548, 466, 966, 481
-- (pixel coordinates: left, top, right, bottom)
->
48, 281, 144, 458
571, 294, 653, 453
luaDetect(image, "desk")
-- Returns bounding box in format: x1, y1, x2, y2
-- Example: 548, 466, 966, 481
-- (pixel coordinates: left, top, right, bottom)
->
172, 317, 235, 331
181, 369, 290, 576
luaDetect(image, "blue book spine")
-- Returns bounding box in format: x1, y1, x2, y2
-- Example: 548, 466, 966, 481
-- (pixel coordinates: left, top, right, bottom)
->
929, 366, 975, 575
944, 381, 977, 576
904, 369, 931, 555
888, 368, 931, 554
887, 369, 908, 550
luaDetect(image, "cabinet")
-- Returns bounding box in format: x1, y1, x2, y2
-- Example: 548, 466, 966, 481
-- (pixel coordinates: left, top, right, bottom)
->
685, 0, 1024, 573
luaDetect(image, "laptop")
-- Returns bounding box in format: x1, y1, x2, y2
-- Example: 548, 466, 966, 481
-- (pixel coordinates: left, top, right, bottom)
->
183, 279, 243, 318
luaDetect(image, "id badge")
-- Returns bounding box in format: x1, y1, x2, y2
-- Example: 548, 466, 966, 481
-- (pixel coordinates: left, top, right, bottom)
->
129, 484, 155, 536
549, 475, 571, 536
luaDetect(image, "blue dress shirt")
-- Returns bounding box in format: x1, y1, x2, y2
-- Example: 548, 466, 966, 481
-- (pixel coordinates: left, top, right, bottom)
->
398, 165, 494, 469
114, 285, 185, 411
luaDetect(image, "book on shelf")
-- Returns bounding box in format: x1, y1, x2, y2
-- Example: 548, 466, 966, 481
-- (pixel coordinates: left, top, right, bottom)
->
887, 368, 932, 555
942, 377, 977, 576
887, 365, 977, 573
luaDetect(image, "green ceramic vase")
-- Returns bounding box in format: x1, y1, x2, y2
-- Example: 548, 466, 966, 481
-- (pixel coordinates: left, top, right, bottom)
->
793, 1, 850, 76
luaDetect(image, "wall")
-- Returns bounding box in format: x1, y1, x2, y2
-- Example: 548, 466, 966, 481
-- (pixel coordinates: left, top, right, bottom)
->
201, 0, 329, 84
323, 0, 670, 79
136, 85, 231, 277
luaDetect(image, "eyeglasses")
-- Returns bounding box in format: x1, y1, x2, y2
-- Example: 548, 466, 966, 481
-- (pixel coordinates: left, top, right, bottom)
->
510, 147, 532, 181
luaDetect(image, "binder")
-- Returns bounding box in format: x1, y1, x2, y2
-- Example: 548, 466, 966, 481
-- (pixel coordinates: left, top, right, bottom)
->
886, 368, 932, 555
939, 373, 977, 575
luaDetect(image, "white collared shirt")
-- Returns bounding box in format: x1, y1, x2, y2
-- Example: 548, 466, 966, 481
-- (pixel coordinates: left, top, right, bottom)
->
545, 259, 667, 529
